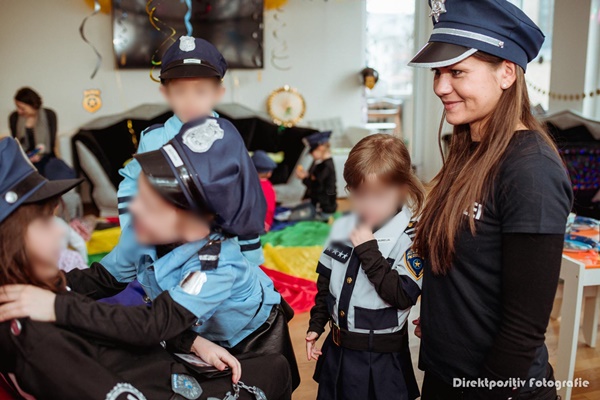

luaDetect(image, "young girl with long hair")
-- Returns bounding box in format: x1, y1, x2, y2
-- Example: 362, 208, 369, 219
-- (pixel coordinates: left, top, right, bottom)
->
306, 134, 425, 400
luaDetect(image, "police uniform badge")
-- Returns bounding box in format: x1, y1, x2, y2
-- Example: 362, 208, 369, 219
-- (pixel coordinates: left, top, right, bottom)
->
82, 89, 102, 113
404, 249, 424, 280
182, 119, 225, 153
172, 373, 203, 399
324, 241, 352, 263
430, 0, 447, 23
179, 36, 196, 52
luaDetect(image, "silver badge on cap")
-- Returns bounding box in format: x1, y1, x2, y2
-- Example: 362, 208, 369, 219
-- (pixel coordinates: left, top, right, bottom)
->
179, 36, 196, 52
4, 191, 17, 204
182, 119, 225, 153
430, 0, 447, 23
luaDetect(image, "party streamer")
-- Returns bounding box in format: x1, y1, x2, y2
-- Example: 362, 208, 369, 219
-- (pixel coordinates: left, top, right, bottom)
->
79, 0, 103, 79
270, 9, 291, 71
146, 0, 178, 82
181, 0, 193, 36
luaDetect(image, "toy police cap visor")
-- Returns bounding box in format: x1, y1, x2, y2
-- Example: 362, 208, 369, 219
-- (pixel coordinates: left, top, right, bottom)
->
135, 150, 192, 211
160, 59, 222, 80
23, 174, 83, 204
409, 42, 478, 68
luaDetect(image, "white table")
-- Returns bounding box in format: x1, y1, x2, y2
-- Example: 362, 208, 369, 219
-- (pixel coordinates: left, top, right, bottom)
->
555, 255, 600, 399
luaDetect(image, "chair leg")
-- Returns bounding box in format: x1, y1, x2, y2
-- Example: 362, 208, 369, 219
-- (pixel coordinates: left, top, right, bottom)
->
582, 286, 600, 348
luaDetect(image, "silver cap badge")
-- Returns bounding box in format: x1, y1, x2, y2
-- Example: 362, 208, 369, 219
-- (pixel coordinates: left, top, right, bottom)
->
179, 36, 196, 52
430, 0, 447, 23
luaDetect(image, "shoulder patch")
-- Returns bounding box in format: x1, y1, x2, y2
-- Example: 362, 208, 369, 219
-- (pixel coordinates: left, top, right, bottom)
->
404, 249, 423, 280
198, 240, 221, 271
324, 241, 352, 263
404, 220, 417, 240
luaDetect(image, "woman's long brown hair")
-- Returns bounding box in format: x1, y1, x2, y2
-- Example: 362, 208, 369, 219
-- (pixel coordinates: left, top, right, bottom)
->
0, 197, 67, 292
413, 52, 559, 274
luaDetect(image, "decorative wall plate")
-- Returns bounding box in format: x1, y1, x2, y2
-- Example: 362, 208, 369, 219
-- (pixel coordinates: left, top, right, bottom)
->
267, 85, 306, 127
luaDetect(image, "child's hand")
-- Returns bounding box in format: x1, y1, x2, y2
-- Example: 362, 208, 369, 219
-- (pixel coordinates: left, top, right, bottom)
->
0, 285, 57, 322
191, 336, 242, 383
350, 225, 375, 247
305, 331, 322, 361
412, 318, 421, 339
295, 165, 308, 180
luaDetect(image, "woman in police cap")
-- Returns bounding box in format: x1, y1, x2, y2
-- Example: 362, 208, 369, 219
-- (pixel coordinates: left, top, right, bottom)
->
410, 1, 572, 399
0, 137, 291, 400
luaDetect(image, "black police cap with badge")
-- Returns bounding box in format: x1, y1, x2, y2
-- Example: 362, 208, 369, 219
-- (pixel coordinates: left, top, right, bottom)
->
160, 36, 228, 80
0, 137, 81, 224
135, 116, 266, 238
409, 0, 545, 71
305, 130, 332, 153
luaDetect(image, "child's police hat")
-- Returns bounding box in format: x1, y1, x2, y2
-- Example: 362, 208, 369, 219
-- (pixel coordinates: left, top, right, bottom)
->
305, 131, 332, 152
251, 150, 277, 173
0, 137, 82, 224
409, 0, 544, 71
135, 117, 266, 236
160, 36, 228, 80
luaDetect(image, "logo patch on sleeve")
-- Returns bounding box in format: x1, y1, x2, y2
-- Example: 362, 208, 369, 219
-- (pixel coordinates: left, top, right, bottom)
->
404, 249, 424, 280
324, 242, 352, 263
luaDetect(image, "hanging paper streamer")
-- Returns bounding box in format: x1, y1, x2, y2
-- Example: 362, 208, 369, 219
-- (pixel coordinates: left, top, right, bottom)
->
181, 0, 193, 36
79, 0, 103, 79
146, 0, 178, 82
270, 9, 291, 71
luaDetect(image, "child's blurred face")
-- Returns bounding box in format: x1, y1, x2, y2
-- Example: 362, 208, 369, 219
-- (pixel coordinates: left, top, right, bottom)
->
310, 145, 329, 161
129, 174, 210, 245
25, 215, 64, 281
349, 174, 406, 228
161, 78, 225, 123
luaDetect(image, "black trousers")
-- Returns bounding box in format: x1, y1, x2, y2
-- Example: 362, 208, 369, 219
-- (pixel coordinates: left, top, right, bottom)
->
421, 370, 559, 400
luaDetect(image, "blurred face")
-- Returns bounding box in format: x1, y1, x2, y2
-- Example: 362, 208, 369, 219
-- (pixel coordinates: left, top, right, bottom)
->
432, 56, 515, 136
349, 174, 405, 228
161, 78, 225, 123
310, 145, 329, 160
15, 100, 37, 117
129, 174, 210, 245
25, 214, 64, 281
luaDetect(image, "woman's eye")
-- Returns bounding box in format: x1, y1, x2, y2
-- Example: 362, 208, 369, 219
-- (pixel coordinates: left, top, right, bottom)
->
451, 70, 463, 76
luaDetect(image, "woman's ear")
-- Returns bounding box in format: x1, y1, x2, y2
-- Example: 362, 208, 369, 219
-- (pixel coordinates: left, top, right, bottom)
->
500, 61, 518, 90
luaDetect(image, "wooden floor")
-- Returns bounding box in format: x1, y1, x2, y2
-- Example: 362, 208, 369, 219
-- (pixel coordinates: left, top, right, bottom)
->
287, 306, 600, 399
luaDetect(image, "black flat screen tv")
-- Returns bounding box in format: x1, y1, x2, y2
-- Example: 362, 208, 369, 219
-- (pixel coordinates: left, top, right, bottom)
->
112, 0, 264, 69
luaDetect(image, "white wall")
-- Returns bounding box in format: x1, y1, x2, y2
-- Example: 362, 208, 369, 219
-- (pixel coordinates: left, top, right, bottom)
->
0, 0, 365, 136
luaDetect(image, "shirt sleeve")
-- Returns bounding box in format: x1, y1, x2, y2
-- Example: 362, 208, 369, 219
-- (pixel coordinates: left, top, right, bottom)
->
308, 236, 335, 336
471, 233, 564, 400
353, 240, 422, 310
236, 234, 265, 266
66, 262, 129, 299
497, 152, 573, 234
55, 290, 197, 346
117, 128, 153, 228
97, 226, 140, 284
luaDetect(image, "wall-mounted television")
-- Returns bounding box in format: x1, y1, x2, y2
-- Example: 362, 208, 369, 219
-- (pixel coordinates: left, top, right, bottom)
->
112, 0, 264, 69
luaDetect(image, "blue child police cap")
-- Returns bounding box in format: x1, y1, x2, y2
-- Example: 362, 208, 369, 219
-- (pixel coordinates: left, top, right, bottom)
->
0, 137, 82, 224
251, 150, 277, 173
160, 36, 228, 80
409, 0, 545, 71
305, 131, 332, 152
135, 117, 267, 236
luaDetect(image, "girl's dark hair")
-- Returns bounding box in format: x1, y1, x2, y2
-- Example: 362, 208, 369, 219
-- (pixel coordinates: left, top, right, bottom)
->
343, 133, 425, 215
0, 197, 66, 293
14, 87, 43, 110
413, 51, 558, 275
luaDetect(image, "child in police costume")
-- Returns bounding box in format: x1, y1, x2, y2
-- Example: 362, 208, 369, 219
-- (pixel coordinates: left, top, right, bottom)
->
295, 131, 337, 219
64, 115, 300, 389
251, 150, 278, 232
118, 35, 263, 266
306, 134, 425, 400
0, 137, 292, 400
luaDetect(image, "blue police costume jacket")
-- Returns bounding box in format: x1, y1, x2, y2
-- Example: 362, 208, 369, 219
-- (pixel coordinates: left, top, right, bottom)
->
102, 226, 280, 347
308, 207, 422, 400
